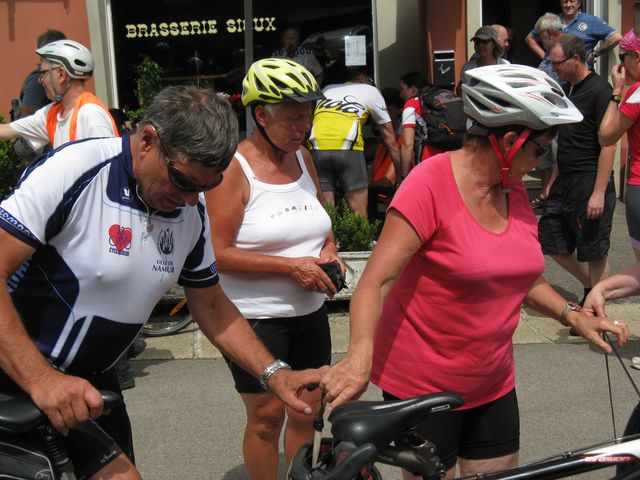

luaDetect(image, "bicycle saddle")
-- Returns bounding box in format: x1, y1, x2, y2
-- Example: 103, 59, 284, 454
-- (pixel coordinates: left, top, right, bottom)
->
328, 392, 464, 449
0, 390, 121, 434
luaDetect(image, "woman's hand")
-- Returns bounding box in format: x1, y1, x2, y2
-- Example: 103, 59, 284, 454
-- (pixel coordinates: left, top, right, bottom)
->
611, 63, 626, 93
290, 257, 337, 295
566, 310, 629, 353
320, 351, 372, 411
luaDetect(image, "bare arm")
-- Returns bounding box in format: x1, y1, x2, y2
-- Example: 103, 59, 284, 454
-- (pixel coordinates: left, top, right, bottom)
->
0, 229, 102, 434
0, 123, 20, 142
185, 283, 324, 414
599, 64, 634, 146
585, 263, 640, 317
320, 209, 422, 408
589, 31, 622, 63
586, 144, 615, 220
378, 122, 403, 179
523, 276, 627, 352
400, 126, 416, 179
525, 32, 546, 61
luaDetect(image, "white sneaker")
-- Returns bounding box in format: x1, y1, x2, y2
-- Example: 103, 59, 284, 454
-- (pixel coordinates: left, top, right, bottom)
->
631, 357, 640, 370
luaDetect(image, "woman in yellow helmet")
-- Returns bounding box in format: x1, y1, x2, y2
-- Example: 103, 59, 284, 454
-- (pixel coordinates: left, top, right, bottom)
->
204, 58, 344, 480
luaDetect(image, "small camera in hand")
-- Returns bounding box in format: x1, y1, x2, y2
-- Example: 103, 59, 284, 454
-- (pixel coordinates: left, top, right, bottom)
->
319, 260, 346, 292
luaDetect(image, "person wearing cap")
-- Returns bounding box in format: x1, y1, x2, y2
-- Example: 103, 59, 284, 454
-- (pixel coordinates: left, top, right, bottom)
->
456, 26, 510, 95
525, 0, 620, 70
0, 39, 117, 151
319, 64, 628, 479
599, 27, 640, 262
205, 58, 343, 480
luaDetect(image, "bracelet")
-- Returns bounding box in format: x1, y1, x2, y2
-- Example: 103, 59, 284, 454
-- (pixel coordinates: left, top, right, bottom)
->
560, 302, 582, 327
611, 94, 622, 104
259, 359, 291, 390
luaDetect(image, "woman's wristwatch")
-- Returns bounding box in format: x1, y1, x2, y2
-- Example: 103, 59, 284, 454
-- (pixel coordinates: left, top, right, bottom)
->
560, 302, 582, 326
259, 359, 292, 390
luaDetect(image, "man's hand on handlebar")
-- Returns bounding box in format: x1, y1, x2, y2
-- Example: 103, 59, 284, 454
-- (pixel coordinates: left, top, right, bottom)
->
26, 369, 103, 435
320, 352, 371, 411
268, 365, 330, 415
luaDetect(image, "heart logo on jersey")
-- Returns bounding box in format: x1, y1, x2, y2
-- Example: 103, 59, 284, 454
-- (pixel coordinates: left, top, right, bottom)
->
109, 224, 133, 252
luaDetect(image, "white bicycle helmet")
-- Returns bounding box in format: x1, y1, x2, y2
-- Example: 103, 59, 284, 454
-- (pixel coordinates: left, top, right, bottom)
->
36, 40, 94, 79
461, 64, 582, 130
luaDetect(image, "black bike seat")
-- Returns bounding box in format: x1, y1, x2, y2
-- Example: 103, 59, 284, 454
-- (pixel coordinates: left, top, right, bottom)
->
328, 392, 464, 449
0, 390, 122, 434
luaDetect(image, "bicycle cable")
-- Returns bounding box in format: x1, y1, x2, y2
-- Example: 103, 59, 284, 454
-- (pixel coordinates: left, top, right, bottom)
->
603, 332, 640, 439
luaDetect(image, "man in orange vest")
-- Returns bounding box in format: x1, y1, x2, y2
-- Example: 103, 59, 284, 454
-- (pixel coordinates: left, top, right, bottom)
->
0, 39, 117, 152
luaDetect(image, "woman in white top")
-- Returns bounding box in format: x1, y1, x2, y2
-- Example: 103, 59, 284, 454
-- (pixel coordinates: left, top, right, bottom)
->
204, 58, 343, 480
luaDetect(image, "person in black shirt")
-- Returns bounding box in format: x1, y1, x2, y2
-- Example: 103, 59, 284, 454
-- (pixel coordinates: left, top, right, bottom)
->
538, 35, 616, 335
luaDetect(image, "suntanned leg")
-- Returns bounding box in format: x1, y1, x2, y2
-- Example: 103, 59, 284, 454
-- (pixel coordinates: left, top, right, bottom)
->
344, 188, 368, 218
550, 253, 591, 288
240, 392, 286, 480
90, 454, 141, 480
283, 386, 321, 464
588, 257, 610, 287
322, 190, 335, 207
458, 452, 519, 477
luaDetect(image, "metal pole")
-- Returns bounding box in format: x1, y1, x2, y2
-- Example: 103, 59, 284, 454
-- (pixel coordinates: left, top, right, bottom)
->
244, 0, 254, 137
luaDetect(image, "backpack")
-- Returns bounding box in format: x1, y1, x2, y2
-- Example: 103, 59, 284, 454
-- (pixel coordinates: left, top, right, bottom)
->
415, 87, 467, 153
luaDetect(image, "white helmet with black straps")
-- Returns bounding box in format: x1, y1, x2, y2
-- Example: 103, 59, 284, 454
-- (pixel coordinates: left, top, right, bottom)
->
461, 64, 582, 130
36, 40, 94, 79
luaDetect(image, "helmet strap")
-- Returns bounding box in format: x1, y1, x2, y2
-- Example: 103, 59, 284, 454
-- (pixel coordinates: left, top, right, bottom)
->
50, 68, 71, 104
487, 128, 531, 193
251, 105, 286, 154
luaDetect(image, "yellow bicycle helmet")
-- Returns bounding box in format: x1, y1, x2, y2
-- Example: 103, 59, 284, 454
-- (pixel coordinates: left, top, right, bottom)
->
242, 57, 324, 106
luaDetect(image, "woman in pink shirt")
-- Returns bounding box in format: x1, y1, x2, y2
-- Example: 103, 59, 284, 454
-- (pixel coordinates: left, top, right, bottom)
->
321, 65, 629, 480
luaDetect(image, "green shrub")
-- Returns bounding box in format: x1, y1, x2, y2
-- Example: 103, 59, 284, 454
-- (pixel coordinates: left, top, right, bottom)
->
325, 201, 381, 252
0, 115, 27, 199
127, 56, 163, 127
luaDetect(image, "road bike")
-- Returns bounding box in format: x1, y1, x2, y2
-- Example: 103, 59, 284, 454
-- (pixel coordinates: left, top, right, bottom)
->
0, 389, 121, 479
142, 289, 194, 337
287, 391, 640, 480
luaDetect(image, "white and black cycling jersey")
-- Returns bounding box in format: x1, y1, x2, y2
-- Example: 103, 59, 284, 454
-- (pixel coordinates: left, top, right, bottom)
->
0, 135, 218, 377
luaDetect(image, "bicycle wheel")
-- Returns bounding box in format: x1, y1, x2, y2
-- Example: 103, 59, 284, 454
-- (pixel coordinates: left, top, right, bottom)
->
142, 297, 194, 337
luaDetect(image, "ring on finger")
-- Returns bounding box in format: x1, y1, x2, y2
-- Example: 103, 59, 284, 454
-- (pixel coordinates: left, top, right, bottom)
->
613, 320, 622, 326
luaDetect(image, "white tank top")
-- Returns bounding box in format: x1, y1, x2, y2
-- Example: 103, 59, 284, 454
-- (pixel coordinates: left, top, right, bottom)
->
219, 150, 331, 318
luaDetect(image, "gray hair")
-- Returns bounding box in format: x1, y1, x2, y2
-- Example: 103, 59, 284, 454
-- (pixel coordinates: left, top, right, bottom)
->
139, 85, 239, 171
535, 13, 564, 34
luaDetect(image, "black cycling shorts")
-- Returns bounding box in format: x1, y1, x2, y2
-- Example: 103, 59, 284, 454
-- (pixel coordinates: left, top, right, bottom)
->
0, 368, 133, 480
224, 306, 331, 394
538, 174, 615, 262
383, 388, 520, 470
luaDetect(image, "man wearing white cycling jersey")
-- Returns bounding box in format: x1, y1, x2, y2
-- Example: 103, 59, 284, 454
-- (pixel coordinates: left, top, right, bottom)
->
0, 85, 323, 480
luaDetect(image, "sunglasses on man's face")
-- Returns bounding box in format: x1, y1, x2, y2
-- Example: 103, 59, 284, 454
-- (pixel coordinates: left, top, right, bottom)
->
151, 125, 224, 193
528, 137, 552, 158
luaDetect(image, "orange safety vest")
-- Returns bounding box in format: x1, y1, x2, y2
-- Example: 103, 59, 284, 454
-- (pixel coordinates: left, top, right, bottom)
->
46, 91, 118, 146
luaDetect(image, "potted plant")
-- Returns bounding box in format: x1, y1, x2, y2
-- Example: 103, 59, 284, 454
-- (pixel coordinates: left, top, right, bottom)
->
324, 201, 381, 300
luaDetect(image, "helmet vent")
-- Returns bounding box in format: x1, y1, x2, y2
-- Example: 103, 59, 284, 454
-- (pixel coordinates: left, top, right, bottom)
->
541, 92, 568, 107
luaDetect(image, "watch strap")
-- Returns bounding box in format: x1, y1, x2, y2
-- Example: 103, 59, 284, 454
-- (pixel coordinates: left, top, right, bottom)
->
560, 302, 582, 326
259, 359, 291, 390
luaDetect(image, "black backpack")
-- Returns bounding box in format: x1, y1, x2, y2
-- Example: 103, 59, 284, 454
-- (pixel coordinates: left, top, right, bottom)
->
415, 87, 467, 154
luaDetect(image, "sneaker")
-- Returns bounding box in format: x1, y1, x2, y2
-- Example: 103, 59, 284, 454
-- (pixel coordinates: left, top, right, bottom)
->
568, 327, 580, 337
632, 357, 640, 370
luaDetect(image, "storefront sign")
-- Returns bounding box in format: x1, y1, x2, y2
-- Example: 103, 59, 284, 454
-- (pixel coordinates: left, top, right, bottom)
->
125, 17, 276, 38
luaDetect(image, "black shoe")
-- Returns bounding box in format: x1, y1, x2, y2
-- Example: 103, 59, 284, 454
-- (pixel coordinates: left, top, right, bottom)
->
579, 288, 591, 307
568, 327, 580, 336
126, 336, 147, 359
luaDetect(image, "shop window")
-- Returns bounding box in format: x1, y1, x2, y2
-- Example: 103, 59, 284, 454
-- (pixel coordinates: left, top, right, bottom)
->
110, 0, 374, 111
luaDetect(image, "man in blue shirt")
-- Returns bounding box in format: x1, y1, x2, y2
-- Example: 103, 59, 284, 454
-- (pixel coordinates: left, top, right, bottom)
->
525, 0, 620, 69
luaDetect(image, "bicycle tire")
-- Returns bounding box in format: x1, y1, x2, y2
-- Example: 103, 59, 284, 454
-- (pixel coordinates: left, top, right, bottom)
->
142, 298, 194, 337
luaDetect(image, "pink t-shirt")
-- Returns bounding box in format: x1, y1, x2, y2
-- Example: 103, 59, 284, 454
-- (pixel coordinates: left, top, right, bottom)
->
619, 82, 640, 186
371, 153, 544, 409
